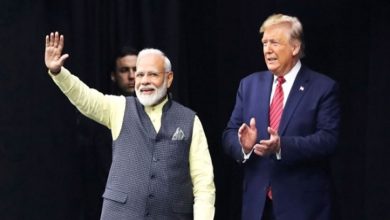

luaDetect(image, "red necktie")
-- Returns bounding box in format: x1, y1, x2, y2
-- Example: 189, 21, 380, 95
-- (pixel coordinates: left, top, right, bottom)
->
269, 76, 286, 131
267, 76, 285, 200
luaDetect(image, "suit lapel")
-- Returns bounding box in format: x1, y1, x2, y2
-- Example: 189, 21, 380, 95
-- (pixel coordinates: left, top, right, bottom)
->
279, 66, 311, 135
256, 72, 273, 138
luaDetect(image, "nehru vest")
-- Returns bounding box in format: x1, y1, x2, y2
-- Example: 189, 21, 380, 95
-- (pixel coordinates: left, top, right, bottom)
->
100, 97, 195, 220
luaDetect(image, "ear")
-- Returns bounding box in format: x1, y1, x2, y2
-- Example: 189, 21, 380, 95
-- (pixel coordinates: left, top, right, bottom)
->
166, 71, 174, 88
110, 72, 116, 82
292, 41, 301, 56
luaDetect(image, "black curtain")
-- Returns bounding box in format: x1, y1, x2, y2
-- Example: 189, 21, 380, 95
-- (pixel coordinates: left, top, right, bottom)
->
1, 0, 389, 219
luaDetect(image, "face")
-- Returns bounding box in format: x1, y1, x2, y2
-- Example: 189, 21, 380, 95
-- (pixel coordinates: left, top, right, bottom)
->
262, 23, 300, 76
111, 55, 137, 96
135, 54, 173, 106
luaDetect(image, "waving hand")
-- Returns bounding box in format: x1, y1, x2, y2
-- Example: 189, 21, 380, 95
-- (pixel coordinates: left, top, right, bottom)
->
45, 32, 69, 74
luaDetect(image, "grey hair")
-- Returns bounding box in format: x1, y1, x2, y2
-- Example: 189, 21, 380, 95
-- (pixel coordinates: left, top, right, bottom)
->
259, 14, 305, 58
137, 48, 172, 72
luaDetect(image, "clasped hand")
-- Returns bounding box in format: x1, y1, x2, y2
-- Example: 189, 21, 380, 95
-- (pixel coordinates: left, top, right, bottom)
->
238, 118, 280, 156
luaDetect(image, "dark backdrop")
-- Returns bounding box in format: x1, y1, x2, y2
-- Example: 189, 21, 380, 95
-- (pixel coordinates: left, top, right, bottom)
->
1, 0, 389, 219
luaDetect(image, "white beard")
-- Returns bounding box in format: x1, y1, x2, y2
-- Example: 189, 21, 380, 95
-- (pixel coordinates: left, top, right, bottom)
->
136, 78, 168, 107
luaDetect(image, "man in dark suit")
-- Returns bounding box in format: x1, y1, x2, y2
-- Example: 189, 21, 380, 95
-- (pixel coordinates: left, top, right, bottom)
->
222, 13, 340, 220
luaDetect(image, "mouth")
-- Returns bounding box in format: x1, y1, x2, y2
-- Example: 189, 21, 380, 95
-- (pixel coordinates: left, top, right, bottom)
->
140, 87, 155, 95
266, 57, 277, 63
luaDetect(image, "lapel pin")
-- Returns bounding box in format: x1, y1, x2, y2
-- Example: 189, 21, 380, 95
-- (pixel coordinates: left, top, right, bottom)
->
299, 86, 304, 91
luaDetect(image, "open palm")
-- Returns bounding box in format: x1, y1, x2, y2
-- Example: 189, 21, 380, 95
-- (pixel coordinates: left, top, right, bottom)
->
238, 117, 257, 153
45, 32, 69, 74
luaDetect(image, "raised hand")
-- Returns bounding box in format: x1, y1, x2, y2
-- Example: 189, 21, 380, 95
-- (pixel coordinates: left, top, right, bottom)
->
238, 117, 257, 154
45, 32, 69, 74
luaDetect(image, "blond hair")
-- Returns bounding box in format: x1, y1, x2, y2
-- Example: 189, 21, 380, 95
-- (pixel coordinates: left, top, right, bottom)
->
260, 14, 305, 58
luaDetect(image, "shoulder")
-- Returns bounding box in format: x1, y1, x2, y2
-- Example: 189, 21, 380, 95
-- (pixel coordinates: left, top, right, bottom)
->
237, 70, 273, 91
169, 100, 197, 130
241, 70, 272, 82
301, 65, 338, 88
171, 100, 196, 116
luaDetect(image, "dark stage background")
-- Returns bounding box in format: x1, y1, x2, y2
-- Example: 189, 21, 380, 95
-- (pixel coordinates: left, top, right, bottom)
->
1, 0, 389, 219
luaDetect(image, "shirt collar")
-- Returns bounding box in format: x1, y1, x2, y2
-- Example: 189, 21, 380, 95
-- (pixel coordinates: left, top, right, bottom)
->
144, 96, 168, 114
273, 60, 301, 83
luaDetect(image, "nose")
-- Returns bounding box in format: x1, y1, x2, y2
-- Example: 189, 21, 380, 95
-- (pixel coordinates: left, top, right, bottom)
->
128, 71, 135, 79
263, 44, 272, 54
128, 67, 136, 79
140, 74, 150, 85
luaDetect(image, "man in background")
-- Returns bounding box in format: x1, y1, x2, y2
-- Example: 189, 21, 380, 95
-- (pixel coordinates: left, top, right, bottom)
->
110, 46, 138, 96
80, 46, 138, 219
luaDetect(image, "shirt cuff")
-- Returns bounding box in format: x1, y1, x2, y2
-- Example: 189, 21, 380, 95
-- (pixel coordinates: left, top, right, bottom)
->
275, 148, 281, 160
242, 147, 254, 163
48, 67, 69, 81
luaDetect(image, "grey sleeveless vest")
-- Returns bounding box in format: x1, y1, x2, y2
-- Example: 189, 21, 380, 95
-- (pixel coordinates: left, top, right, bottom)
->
101, 97, 195, 220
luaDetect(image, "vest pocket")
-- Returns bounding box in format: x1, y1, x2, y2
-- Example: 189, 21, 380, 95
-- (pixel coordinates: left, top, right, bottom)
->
102, 188, 128, 204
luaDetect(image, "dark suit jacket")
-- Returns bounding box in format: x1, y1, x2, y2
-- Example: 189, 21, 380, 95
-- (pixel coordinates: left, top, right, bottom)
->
222, 65, 340, 220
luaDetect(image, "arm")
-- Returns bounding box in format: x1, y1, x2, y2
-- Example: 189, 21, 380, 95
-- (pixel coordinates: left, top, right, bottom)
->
50, 68, 124, 131
222, 80, 255, 161
190, 116, 215, 220
45, 32, 125, 134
